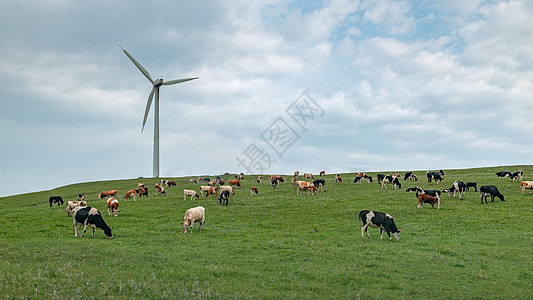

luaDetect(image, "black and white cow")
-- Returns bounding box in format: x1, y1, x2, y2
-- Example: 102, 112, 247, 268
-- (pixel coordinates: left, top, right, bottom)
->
72, 206, 113, 238
376, 174, 385, 184
466, 182, 478, 192
49, 196, 64, 207
510, 171, 523, 182
404, 172, 417, 181
381, 175, 401, 189
495, 171, 511, 178
359, 210, 401, 240
218, 190, 230, 205
426, 171, 444, 185
313, 179, 326, 191
480, 185, 505, 204
443, 180, 466, 200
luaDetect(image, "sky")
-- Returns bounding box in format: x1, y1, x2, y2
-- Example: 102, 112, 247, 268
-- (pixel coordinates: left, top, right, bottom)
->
1, 0, 532, 197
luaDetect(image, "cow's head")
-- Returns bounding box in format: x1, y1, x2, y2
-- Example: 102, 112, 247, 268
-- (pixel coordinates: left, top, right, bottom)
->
392, 231, 401, 241
181, 220, 190, 233
103, 226, 113, 239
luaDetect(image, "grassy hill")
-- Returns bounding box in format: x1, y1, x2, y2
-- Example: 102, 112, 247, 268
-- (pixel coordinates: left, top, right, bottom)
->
1, 165, 532, 299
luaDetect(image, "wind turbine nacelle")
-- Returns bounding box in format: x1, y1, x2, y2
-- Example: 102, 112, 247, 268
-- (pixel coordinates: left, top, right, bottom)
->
154, 79, 164, 87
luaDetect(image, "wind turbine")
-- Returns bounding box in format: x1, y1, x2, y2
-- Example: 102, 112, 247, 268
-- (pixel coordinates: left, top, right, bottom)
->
119, 45, 198, 178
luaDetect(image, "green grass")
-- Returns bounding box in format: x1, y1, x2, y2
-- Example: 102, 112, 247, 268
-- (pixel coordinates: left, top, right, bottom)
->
1, 165, 532, 299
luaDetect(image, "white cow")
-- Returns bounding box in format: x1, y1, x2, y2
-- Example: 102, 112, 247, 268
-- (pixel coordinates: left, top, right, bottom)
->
181, 206, 205, 233
183, 189, 199, 200
219, 185, 235, 195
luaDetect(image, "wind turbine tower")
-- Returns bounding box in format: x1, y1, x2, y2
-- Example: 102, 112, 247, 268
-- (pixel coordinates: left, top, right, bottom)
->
119, 45, 198, 178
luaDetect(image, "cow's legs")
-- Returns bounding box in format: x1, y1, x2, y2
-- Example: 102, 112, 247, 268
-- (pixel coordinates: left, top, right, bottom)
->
73, 220, 78, 237
361, 224, 370, 239
81, 224, 88, 238
379, 228, 384, 239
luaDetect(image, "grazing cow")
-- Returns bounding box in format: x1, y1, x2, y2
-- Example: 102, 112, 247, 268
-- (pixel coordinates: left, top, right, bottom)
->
218, 190, 230, 205
124, 189, 136, 201
443, 181, 466, 200
466, 182, 478, 192
198, 177, 205, 183
257, 176, 262, 184
480, 185, 505, 204
66, 200, 87, 217
404, 172, 417, 181
495, 171, 512, 178
313, 179, 326, 192
49, 196, 64, 207
417, 193, 439, 209
155, 184, 166, 196
510, 171, 523, 182
72, 206, 113, 239
78, 194, 85, 201
181, 206, 205, 233
335, 175, 343, 184
99, 190, 118, 200
271, 178, 278, 189
426, 171, 444, 185
290, 177, 297, 188
167, 181, 177, 187
218, 179, 225, 185
136, 187, 149, 197
376, 174, 385, 184
294, 171, 300, 178
207, 186, 219, 198
183, 189, 200, 200
359, 210, 401, 240
520, 181, 533, 195
269, 175, 285, 184
303, 173, 315, 180
219, 185, 235, 195
199, 186, 212, 197
228, 180, 242, 188
319, 171, 326, 176
107, 198, 120, 217
207, 180, 218, 187
381, 175, 401, 189
189, 179, 197, 184
250, 186, 259, 195
296, 181, 318, 195
353, 176, 362, 184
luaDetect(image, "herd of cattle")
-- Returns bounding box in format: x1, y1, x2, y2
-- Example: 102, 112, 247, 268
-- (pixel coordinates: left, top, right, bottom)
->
48, 169, 532, 240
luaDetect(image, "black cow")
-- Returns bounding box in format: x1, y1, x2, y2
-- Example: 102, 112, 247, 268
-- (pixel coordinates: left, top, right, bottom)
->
426, 171, 444, 185
49, 196, 64, 207
495, 171, 511, 178
313, 179, 326, 191
359, 210, 401, 240
466, 182, 478, 192
218, 190, 230, 205
480, 185, 505, 204
271, 178, 278, 189
72, 207, 113, 238
376, 174, 385, 184
443, 180, 466, 200
353, 176, 362, 184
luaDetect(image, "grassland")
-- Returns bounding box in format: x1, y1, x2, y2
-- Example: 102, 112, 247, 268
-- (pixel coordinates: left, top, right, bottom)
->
1, 165, 532, 299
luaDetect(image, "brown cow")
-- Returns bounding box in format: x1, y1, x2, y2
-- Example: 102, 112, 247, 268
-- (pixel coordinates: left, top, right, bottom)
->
228, 180, 242, 188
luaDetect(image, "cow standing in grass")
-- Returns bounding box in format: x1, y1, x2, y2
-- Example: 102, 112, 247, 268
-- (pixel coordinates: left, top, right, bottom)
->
181, 206, 205, 233
72, 206, 113, 239
359, 210, 401, 240
480, 185, 505, 204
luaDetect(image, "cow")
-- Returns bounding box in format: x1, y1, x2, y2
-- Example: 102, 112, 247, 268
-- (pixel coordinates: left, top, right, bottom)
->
426, 171, 444, 185
353, 176, 362, 184
181, 206, 205, 233
404, 172, 417, 181
480, 185, 505, 204
520, 181, 533, 195
218, 179, 225, 185
466, 182, 478, 192
511, 171, 523, 182
313, 179, 326, 191
335, 175, 343, 184
206, 186, 218, 198
137, 187, 149, 197
359, 210, 401, 241
189, 179, 197, 184
78, 194, 85, 201
155, 184, 166, 196
183, 189, 200, 200
219, 185, 235, 195
290, 177, 297, 188
251, 186, 259, 195
228, 180, 242, 188
319, 171, 326, 176
72, 206, 113, 239
218, 190, 230, 205
294, 171, 300, 178
417, 193, 439, 209
269, 175, 285, 184
257, 176, 262, 184
198, 177, 205, 183
296, 181, 318, 195
124, 189, 136, 201
406, 186, 441, 201
207, 180, 218, 187
49, 196, 64, 207
443, 181, 466, 200
303, 173, 315, 180
271, 178, 278, 189
66, 200, 87, 217
376, 174, 385, 184
381, 175, 401, 189
99, 190, 118, 200
199, 186, 212, 197
106, 198, 120, 217
495, 171, 512, 178
167, 181, 177, 187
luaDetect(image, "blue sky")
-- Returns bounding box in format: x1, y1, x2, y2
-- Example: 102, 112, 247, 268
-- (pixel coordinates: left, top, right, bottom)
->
1, 0, 532, 197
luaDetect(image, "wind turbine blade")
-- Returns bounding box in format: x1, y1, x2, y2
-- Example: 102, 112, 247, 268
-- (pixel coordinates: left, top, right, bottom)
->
120, 46, 154, 84
162, 77, 199, 86
141, 87, 156, 133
